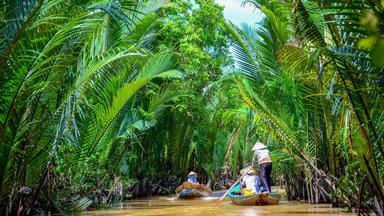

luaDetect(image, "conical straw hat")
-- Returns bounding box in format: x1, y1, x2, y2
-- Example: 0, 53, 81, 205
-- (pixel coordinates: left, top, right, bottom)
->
188, 171, 197, 176
252, 141, 267, 151
240, 166, 256, 175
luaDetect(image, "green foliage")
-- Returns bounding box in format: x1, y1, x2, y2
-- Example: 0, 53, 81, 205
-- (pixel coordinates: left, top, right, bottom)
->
0, 0, 244, 214
1, 0, 383, 215
0, 0, 183, 214
227, 0, 384, 211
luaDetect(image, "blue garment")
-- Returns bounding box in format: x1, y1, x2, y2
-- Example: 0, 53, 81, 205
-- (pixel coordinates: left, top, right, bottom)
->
260, 162, 272, 193
187, 175, 197, 183
255, 175, 260, 193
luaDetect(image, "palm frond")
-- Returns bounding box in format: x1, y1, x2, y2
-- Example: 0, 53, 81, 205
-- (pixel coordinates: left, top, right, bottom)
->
83, 52, 181, 157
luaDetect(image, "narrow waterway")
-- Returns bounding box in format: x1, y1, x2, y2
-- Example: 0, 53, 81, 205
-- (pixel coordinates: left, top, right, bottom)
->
84, 197, 357, 216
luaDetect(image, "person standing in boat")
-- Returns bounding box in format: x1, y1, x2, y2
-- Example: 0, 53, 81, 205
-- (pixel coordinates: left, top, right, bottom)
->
252, 141, 272, 193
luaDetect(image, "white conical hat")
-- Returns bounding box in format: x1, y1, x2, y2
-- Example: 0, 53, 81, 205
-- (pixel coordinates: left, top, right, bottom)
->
252, 141, 267, 151
188, 171, 197, 176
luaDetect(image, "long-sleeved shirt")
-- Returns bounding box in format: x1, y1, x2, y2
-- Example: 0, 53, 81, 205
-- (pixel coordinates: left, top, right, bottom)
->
252, 148, 272, 168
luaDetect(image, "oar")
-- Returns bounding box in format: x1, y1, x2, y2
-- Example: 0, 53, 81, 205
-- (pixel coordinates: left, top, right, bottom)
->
216, 166, 252, 203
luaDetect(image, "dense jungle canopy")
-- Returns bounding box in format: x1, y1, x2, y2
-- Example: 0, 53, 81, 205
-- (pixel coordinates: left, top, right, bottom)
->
0, 0, 384, 215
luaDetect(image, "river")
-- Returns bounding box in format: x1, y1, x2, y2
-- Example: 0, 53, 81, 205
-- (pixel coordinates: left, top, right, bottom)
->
84, 197, 357, 216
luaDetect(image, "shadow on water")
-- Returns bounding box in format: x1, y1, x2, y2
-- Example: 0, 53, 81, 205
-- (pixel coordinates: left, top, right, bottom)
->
83, 196, 357, 216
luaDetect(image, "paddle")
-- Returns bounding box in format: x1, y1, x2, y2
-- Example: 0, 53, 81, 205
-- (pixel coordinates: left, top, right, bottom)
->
217, 166, 252, 202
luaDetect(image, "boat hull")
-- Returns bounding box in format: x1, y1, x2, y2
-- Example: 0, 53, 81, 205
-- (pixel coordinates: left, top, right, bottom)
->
177, 188, 209, 199
228, 185, 281, 206
175, 182, 212, 199
229, 193, 281, 205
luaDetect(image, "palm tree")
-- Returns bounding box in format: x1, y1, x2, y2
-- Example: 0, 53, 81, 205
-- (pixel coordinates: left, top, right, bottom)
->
0, 0, 181, 214
226, 0, 384, 212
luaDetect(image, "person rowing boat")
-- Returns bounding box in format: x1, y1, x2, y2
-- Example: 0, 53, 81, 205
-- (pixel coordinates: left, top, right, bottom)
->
240, 167, 260, 195
187, 171, 198, 183
176, 171, 212, 199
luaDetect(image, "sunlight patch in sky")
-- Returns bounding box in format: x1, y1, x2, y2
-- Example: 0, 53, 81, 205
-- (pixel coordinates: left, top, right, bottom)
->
215, 0, 263, 26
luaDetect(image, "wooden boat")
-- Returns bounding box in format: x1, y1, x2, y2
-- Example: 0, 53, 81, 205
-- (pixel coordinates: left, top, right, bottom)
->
228, 185, 281, 206
175, 182, 212, 199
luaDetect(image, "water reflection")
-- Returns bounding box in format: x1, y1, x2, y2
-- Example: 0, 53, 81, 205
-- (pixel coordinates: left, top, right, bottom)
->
84, 197, 356, 216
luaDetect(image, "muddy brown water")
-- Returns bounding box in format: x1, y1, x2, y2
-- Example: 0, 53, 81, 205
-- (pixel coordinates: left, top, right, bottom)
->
83, 196, 357, 216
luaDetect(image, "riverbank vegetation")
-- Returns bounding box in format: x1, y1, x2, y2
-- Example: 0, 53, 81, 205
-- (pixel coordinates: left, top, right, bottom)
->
1, 0, 383, 215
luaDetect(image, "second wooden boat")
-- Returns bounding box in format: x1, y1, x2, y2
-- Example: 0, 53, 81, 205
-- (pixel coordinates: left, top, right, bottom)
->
175, 182, 212, 199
